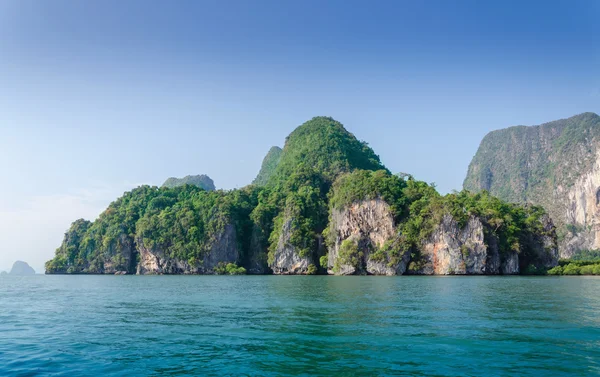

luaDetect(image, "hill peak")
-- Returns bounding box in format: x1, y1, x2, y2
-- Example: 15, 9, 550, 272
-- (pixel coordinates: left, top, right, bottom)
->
162, 175, 215, 191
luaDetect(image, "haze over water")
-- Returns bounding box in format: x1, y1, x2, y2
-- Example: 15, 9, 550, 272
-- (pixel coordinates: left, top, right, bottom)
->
1, 275, 599, 376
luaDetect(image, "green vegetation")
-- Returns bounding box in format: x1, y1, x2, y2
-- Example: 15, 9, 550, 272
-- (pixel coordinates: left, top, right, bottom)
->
329, 169, 407, 219
162, 174, 215, 191
536, 251, 600, 275
547, 262, 600, 275
568, 249, 600, 261
334, 238, 363, 273
252, 146, 282, 186
371, 238, 407, 268
214, 263, 247, 275
46, 185, 259, 274
269, 117, 386, 186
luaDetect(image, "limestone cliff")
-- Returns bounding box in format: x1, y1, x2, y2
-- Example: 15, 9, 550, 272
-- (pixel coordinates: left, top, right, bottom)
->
269, 215, 315, 274
409, 214, 558, 275
137, 224, 239, 274
327, 199, 410, 275
327, 201, 558, 276
408, 215, 517, 275
464, 112, 600, 257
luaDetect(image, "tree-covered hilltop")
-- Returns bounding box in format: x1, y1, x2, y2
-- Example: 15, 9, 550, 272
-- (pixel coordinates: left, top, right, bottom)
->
463, 112, 600, 257
46, 116, 558, 275
252, 146, 282, 186
268, 117, 386, 186
162, 175, 215, 191
250, 117, 388, 273
46, 185, 258, 274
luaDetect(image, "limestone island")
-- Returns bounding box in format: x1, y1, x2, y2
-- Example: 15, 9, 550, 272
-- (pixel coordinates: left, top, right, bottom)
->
46, 116, 562, 276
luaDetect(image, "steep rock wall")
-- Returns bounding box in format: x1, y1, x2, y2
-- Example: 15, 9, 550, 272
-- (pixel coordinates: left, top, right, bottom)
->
408, 215, 516, 275
269, 216, 314, 274
463, 112, 600, 258
136, 224, 239, 274
327, 199, 410, 275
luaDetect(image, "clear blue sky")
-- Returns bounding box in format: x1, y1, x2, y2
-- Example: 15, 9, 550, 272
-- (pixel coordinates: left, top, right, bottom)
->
0, 0, 598, 272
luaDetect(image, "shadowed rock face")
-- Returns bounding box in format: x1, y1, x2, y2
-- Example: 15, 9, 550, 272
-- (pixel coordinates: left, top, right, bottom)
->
464, 112, 600, 258
137, 224, 239, 275
9, 261, 36, 275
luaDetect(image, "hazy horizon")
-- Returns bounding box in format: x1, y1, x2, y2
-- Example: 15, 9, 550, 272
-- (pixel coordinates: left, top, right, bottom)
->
1, 0, 599, 272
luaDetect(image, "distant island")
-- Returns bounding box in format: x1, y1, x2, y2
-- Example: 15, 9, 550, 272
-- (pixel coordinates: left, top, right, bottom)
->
9, 261, 36, 275
46, 116, 562, 276
162, 175, 215, 191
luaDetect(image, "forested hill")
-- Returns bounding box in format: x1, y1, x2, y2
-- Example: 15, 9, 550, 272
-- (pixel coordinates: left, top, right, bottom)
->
252, 146, 282, 186
46, 116, 558, 275
463, 112, 600, 257
162, 174, 215, 191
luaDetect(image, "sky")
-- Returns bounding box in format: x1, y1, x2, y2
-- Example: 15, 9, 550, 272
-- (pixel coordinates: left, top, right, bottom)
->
0, 0, 598, 272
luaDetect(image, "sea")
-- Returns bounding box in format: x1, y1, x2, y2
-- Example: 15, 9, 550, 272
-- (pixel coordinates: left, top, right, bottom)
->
1, 275, 599, 376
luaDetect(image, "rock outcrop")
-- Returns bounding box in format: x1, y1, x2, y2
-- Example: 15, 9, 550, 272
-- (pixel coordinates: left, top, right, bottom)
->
162, 174, 215, 191
101, 234, 136, 275
464, 112, 600, 257
408, 215, 515, 275
327, 199, 410, 275
137, 224, 239, 274
269, 216, 314, 274
409, 214, 558, 275
9, 261, 36, 275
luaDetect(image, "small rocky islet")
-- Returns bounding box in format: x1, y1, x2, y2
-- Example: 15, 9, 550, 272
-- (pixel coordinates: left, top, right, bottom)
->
48, 115, 592, 276
7, 261, 36, 276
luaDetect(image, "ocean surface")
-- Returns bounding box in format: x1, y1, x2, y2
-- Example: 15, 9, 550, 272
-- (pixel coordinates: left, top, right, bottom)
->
1, 276, 599, 376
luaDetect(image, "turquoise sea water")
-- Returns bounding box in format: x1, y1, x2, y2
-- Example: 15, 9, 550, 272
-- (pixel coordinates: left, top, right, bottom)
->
1, 276, 599, 376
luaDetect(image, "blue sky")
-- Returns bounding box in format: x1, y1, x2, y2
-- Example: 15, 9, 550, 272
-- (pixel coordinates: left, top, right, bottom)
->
0, 0, 598, 272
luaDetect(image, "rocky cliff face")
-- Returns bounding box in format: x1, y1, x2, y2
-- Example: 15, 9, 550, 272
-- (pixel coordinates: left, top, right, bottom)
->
408, 215, 517, 275
464, 112, 600, 257
137, 224, 239, 274
102, 234, 136, 275
327, 199, 410, 275
245, 227, 270, 274
269, 216, 314, 274
326, 199, 559, 276
561, 151, 600, 255
409, 214, 558, 275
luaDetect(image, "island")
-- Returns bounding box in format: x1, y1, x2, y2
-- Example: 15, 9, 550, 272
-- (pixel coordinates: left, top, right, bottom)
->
9, 261, 36, 276
46, 116, 560, 275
